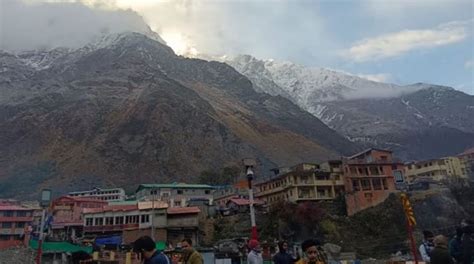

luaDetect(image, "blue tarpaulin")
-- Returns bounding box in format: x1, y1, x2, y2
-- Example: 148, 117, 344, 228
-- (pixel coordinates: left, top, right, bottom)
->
94, 235, 122, 246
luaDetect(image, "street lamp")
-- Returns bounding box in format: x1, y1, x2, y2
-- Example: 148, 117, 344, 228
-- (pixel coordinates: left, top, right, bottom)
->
37, 189, 52, 264
243, 158, 258, 240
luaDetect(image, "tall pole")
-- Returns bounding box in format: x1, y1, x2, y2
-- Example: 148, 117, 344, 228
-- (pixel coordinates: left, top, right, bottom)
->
407, 223, 418, 264
36, 208, 46, 264
246, 166, 258, 240
151, 191, 155, 240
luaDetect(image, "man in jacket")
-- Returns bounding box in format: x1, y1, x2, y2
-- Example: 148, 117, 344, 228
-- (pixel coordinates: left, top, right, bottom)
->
181, 238, 203, 264
133, 236, 170, 264
273, 241, 298, 264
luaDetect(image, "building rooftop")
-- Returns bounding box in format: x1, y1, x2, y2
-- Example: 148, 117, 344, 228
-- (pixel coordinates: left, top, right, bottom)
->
459, 147, 474, 156
55, 195, 107, 203
0, 204, 33, 211
167, 206, 201, 215
347, 148, 392, 160
136, 183, 215, 193
68, 187, 125, 195
82, 204, 138, 214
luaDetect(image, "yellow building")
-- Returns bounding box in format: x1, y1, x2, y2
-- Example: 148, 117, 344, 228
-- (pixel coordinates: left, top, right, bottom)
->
405, 156, 468, 183
255, 161, 345, 205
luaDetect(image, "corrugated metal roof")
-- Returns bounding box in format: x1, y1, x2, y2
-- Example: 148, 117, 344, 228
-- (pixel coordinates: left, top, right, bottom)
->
136, 183, 214, 193
167, 206, 200, 215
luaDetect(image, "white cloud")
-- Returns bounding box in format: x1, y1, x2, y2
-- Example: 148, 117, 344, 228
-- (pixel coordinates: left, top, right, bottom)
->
344, 20, 471, 62
465, 60, 473, 69
356, 73, 392, 83
0, 0, 156, 51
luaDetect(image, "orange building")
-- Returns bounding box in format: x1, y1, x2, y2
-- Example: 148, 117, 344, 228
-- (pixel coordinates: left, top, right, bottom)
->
343, 148, 403, 216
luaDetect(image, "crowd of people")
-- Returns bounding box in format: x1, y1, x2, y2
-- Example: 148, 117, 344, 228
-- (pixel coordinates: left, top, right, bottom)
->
70, 220, 473, 264
419, 220, 473, 264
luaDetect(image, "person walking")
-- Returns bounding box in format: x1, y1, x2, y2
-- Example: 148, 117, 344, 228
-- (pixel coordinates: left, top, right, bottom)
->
419, 230, 435, 263
273, 241, 298, 264
133, 236, 170, 264
181, 238, 203, 264
449, 227, 463, 263
295, 239, 327, 264
430, 235, 453, 264
247, 239, 263, 264
461, 221, 473, 264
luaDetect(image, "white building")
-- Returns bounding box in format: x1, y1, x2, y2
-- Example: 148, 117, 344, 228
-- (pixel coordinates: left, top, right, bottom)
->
68, 187, 126, 202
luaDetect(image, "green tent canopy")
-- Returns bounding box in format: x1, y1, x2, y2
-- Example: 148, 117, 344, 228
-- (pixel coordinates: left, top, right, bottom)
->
29, 239, 93, 254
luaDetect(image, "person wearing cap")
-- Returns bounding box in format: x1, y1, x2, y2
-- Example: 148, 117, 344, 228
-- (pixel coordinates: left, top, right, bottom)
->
295, 239, 327, 264
133, 236, 170, 264
247, 239, 263, 264
430, 235, 453, 264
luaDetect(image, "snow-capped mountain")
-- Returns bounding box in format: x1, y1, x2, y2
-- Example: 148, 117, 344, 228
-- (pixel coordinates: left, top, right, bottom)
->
0, 32, 356, 198
223, 54, 474, 160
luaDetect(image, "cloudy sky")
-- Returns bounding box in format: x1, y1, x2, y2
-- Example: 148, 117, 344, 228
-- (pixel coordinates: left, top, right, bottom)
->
1, 0, 473, 94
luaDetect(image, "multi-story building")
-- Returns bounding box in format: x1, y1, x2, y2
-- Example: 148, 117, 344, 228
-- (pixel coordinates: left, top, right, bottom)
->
0, 201, 34, 249
405, 154, 472, 183
213, 185, 249, 208
458, 147, 474, 181
343, 148, 402, 216
82, 202, 201, 245
50, 196, 107, 240
135, 183, 215, 207
255, 162, 345, 205
68, 187, 126, 202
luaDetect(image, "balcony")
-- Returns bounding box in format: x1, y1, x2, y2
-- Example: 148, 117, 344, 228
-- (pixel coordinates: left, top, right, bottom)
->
84, 223, 139, 232
0, 228, 25, 235
0, 217, 33, 222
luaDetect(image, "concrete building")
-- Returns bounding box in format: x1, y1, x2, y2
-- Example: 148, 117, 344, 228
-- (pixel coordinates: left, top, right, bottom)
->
135, 183, 215, 207
343, 148, 401, 216
68, 187, 126, 202
404, 154, 472, 183
458, 147, 474, 181
0, 201, 34, 249
50, 196, 107, 241
255, 162, 345, 205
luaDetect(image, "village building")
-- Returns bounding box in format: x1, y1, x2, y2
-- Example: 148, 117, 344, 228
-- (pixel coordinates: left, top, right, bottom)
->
0, 200, 34, 249
68, 187, 126, 202
343, 148, 402, 216
135, 183, 215, 207
50, 196, 107, 241
254, 162, 345, 205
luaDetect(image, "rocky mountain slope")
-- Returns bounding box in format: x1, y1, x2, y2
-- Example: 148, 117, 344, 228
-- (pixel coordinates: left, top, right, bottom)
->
0, 33, 356, 198
224, 55, 474, 160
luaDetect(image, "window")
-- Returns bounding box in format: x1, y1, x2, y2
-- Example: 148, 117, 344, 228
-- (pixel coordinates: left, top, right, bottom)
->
94, 218, 103, 226
141, 215, 150, 223
372, 178, 382, 190
369, 167, 378, 175
0, 235, 10, 241
16, 211, 27, 217
115, 216, 124, 225
86, 218, 93, 226
380, 156, 388, 161
2, 222, 12, 228
3, 211, 13, 217
125, 216, 131, 224
352, 180, 360, 191
16, 222, 25, 228
177, 190, 183, 194
174, 201, 181, 207
361, 179, 371, 191
105, 217, 114, 225
393, 170, 404, 183
205, 190, 210, 195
